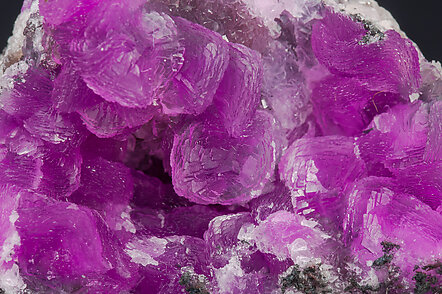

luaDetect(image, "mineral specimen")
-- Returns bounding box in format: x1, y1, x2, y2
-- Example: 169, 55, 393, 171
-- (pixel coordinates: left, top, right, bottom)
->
0, 0, 441, 293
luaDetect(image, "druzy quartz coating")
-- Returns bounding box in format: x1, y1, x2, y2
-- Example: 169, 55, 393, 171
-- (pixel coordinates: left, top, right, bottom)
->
0, 0, 441, 293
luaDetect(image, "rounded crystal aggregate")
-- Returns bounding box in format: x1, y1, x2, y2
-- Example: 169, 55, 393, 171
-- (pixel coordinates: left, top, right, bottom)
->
0, 0, 440, 293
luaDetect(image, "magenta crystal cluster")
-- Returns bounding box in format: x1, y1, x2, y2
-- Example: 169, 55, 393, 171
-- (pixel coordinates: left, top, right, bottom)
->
0, 0, 441, 293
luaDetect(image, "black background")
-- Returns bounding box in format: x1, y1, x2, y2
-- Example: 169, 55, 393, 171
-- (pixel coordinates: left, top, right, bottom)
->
0, 0, 441, 61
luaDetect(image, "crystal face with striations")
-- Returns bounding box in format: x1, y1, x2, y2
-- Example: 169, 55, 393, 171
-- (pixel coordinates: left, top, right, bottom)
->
0, 0, 441, 293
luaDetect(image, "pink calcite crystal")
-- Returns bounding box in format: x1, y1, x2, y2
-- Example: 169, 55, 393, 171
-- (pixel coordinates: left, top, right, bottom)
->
0, 0, 440, 293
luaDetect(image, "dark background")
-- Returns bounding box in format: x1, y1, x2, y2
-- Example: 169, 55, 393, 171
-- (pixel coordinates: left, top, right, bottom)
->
0, 0, 441, 61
